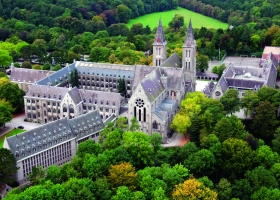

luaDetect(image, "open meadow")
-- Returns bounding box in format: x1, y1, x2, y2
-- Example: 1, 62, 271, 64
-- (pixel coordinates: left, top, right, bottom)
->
127, 7, 228, 29
0, 129, 25, 148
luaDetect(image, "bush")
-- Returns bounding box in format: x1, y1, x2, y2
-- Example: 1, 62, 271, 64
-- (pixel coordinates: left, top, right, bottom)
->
21, 61, 32, 69
42, 62, 51, 70
32, 64, 41, 70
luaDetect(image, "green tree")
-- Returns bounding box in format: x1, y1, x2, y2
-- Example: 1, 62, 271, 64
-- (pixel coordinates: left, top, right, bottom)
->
122, 131, 153, 167
52, 64, 62, 71
0, 100, 14, 127
116, 116, 128, 130
46, 165, 61, 184
251, 101, 278, 139
28, 166, 46, 185
21, 61, 32, 69
272, 127, 280, 155
0, 148, 19, 185
245, 166, 278, 192
220, 88, 240, 115
129, 117, 140, 132
251, 187, 280, 200
222, 138, 255, 179
0, 49, 12, 68
241, 90, 259, 118
168, 14, 184, 31
62, 178, 95, 199
103, 128, 123, 150
111, 186, 133, 200
116, 4, 131, 23
231, 178, 253, 200
256, 145, 279, 169
117, 78, 126, 97
76, 139, 102, 158
216, 178, 232, 200
0, 78, 25, 113
196, 54, 209, 72
92, 178, 112, 200
70, 68, 79, 88
184, 149, 216, 176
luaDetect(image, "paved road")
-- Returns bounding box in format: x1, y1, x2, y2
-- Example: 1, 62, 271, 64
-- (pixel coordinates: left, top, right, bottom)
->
162, 132, 182, 147
0, 114, 42, 137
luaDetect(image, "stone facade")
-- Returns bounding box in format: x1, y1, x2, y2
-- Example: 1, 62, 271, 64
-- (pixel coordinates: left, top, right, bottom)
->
3, 111, 103, 184
21, 19, 196, 141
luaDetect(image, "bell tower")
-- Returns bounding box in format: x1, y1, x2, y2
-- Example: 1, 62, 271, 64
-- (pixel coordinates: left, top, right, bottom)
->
182, 19, 196, 91
153, 19, 167, 66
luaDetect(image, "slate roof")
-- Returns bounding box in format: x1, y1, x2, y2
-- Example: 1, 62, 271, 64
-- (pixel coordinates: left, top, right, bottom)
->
5, 117, 75, 161
75, 61, 135, 79
226, 78, 264, 89
153, 99, 176, 121
203, 80, 215, 97
68, 110, 104, 140
159, 66, 184, 90
10, 68, 55, 84
25, 85, 69, 100
196, 72, 218, 79
79, 89, 123, 108
68, 87, 82, 104
37, 63, 75, 86
160, 52, 181, 68
132, 65, 156, 92
153, 18, 167, 45
141, 68, 165, 102
183, 19, 195, 46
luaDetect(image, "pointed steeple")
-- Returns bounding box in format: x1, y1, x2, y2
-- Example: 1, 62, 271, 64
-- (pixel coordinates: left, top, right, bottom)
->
183, 19, 194, 46
153, 19, 167, 45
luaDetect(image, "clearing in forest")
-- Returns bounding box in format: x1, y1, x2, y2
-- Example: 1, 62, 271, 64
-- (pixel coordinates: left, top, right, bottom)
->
127, 7, 228, 29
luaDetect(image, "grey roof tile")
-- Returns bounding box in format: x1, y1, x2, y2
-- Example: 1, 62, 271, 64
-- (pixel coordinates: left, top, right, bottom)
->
10, 68, 55, 84
141, 68, 165, 102
160, 52, 181, 68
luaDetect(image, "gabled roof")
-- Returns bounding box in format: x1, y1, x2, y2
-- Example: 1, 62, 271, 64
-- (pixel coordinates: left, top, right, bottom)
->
153, 99, 176, 121
159, 66, 184, 90
132, 65, 156, 92
160, 52, 181, 68
183, 19, 195, 47
25, 85, 69, 100
10, 68, 55, 84
68, 87, 82, 104
141, 68, 165, 102
68, 111, 104, 140
153, 18, 167, 45
6, 117, 75, 161
203, 80, 215, 97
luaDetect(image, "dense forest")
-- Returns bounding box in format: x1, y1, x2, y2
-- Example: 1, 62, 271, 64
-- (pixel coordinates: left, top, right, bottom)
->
4, 87, 280, 199
0, 0, 279, 69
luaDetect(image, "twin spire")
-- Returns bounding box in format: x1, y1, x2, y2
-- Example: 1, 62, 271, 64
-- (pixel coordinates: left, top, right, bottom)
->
184, 19, 194, 46
153, 18, 167, 45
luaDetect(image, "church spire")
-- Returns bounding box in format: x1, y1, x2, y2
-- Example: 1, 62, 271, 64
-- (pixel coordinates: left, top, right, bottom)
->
183, 19, 194, 46
153, 18, 166, 45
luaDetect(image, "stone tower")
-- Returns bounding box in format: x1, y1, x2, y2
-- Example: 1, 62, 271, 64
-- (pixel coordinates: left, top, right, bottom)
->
182, 19, 196, 91
153, 19, 167, 66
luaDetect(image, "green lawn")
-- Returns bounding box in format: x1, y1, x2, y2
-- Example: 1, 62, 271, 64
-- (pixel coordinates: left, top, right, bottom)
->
0, 129, 25, 148
127, 7, 228, 29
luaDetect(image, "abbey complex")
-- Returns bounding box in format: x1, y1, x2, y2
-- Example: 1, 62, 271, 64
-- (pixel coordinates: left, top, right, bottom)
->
4, 19, 279, 184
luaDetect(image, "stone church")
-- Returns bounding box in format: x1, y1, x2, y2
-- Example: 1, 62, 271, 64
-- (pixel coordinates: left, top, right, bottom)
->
23, 19, 197, 141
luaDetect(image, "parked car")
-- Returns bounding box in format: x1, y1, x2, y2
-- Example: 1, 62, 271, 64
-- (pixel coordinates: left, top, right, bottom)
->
18, 126, 24, 129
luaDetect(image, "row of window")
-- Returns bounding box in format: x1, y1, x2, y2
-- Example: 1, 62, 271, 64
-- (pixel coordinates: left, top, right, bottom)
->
22, 142, 72, 177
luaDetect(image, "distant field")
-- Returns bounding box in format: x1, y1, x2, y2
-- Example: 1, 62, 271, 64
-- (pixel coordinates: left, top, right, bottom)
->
0, 129, 25, 148
127, 7, 228, 29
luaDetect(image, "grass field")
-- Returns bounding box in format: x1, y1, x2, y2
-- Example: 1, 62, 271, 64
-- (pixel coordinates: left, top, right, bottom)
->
127, 7, 228, 29
0, 129, 25, 148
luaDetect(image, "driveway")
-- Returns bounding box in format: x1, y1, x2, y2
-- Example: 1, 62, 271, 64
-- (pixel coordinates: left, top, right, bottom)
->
0, 114, 42, 137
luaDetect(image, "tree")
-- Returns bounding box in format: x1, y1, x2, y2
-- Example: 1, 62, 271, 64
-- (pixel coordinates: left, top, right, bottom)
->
0, 148, 19, 185
172, 178, 218, 199
150, 133, 162, 155
103, 128, 123, 150
212, 64, 226, 79
70, 68, 79, 88
256, 145, 280, 169
220, 88, 240, 115
116, 4, 131, 23
46, 165, 61, 184
21, 61, 32, 69
52, 64, 62, 71
0, 78, 25, 113
168, 14, 184, 31
251, 187, 280, 200
0, 49, 12, 68
231, 178, 253, 200
28, 166, 46, 185
241, 90, 259, 118
76, 139, 102, 158
245, 166, 278, 192
196, 54, 209, 72
117, 78, 126, 97
184, 149, 216, 176
0, 100, 14, 127
251, 101, 278, 139
256, 86, 280, 108
272, 127, 280, 155
92, 178, 112, 200
116, 116, 128, 130
122, 131, 153, 167
222, 138, 256, 179
107, 162, 137, 191
129, 117, 140, 132
216, 178, 232, 200
111, 186, 133, 200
